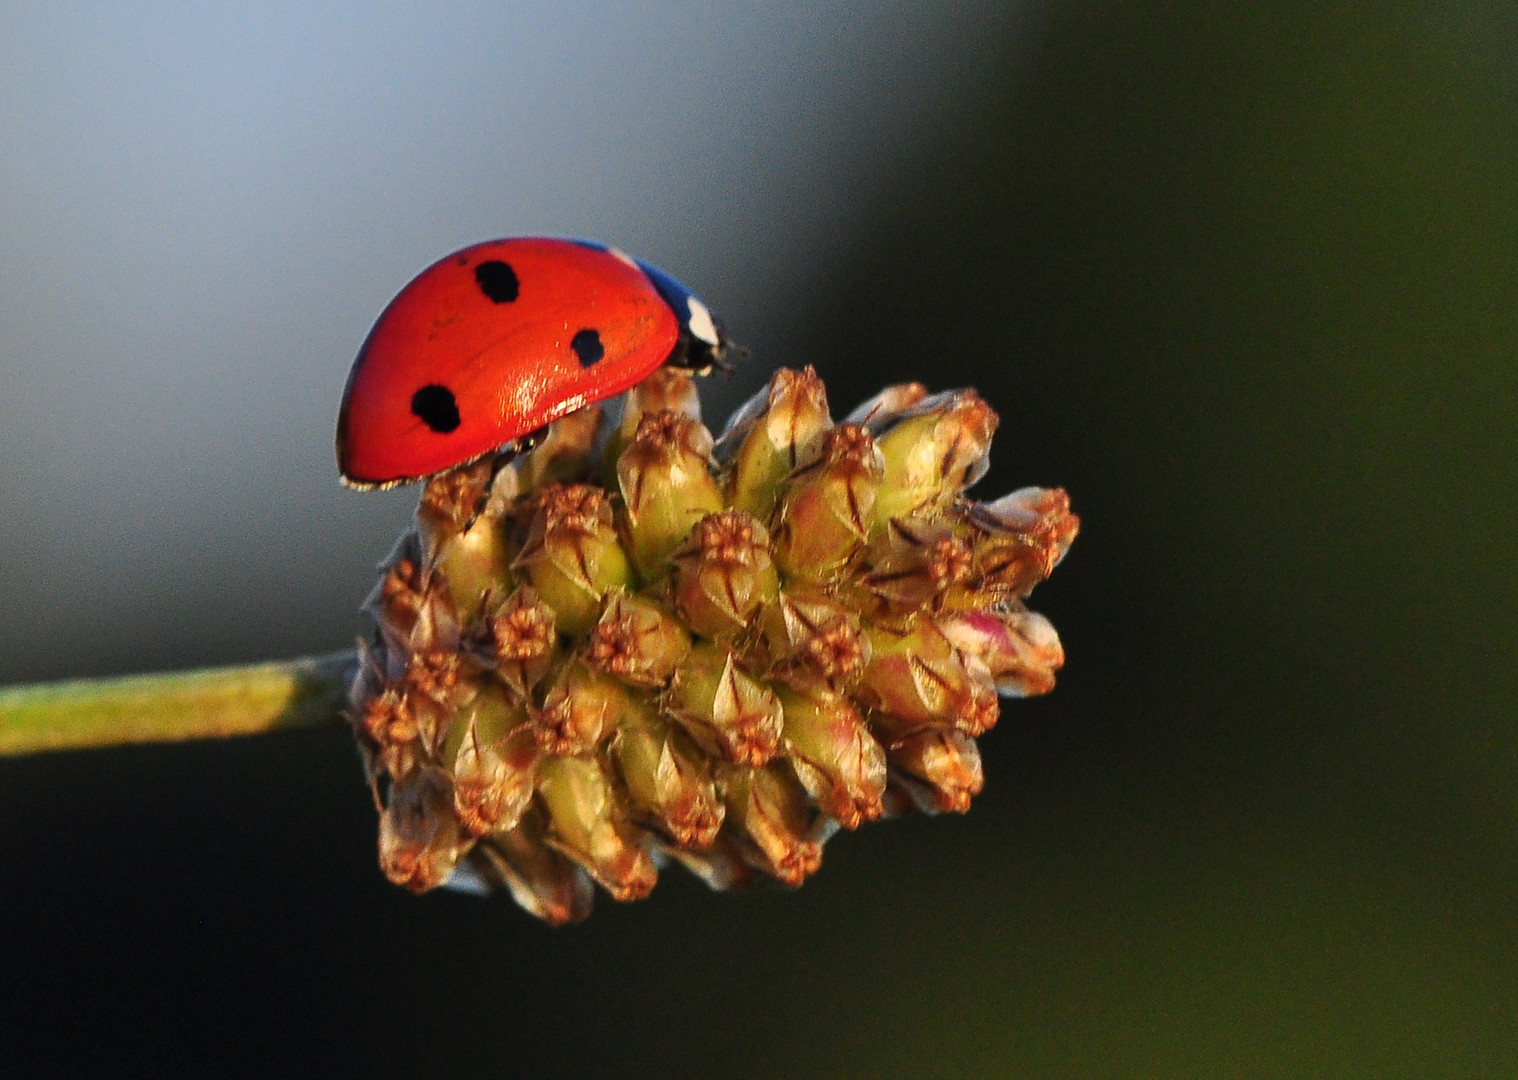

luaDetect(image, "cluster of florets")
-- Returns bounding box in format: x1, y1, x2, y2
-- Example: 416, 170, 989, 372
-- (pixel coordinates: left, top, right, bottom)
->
347, 366, 1077, 923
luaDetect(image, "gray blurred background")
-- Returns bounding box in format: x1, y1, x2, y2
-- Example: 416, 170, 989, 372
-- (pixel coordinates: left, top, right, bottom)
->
2, 3, 1515, 1076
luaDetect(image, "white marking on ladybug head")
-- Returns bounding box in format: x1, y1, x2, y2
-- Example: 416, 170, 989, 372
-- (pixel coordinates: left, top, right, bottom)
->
686, 296, 719, 345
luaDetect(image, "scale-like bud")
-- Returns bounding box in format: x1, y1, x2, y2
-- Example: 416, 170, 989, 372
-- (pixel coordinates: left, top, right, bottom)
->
886, 728, 984, 814
534, 659, 637, 756
670, 510, 778, 638
721, 763, 823, 886
863, 516, 976, 611
587, 590, 691, 688
939, 608, 1066, 698
771, 425, 883, 584
859, 616, 1000, 739
611, 711, 724, 848
471, 808, 594, 926
536, 756, 658, 901
514, 484, 632, 636
870, 389, 997, 529
444, 681, 538, 837
775, 684, 886, 829
348, 368, 1077, 921
665, 642, 784, 766
478, 585, 557, 700
378, 766, 464, 893
758, 588, 870, 691
963, 487, 1081, 601
719, 366, 832, 520
617, 411, 725, 578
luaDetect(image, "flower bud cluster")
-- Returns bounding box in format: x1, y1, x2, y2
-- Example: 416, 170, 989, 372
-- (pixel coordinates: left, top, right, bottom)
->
348, 367, 1077, 922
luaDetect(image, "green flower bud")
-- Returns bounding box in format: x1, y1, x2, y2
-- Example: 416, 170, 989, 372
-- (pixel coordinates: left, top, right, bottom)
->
536, 755, 658, 901
534, 658, 639, 756
665, 642, 784, 766
610, 711, 724, 848
670, 510, 778, 638
600, 368, 704, 485
862, 516, 976, 611
514, 484, 633, 636
516, 403, 605, 492
775, 683, 886, 829
718, 366, 832, 521
586, 589, 692, 688
617, 411, 725, 578
771, 425, 883, 584
757, 588, 870, 691
446, 680, 538, 837
870, 389, 997, 530
859, 616, 998, 738
961, 487, 1080, 601
721, 763, 823, 886
840, 381, 928, 432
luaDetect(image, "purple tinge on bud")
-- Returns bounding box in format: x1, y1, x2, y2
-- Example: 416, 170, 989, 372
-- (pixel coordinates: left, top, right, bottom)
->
938, 608, 1065, 698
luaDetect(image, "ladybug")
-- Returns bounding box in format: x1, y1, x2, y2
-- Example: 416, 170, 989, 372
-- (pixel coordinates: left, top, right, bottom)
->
336, 237, 731, 488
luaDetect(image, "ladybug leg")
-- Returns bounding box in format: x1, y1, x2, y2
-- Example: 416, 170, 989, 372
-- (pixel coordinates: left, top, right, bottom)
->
457, 440, 527, 528
464, 426, 551, 525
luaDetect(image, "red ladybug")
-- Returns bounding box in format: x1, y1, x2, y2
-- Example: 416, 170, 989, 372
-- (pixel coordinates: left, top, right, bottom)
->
337, 237, 730, 488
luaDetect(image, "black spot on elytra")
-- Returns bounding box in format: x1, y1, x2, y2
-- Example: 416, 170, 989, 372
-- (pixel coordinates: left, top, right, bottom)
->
570, 328, 604, 367
474, 260, 519, 303
411, 384, 461, 433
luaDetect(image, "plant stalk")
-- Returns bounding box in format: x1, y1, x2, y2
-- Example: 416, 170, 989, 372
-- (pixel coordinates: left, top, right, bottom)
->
0, 650, 357, 757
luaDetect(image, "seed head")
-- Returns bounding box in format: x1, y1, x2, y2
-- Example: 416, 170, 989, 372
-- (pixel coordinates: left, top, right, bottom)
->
347, 366, 1078, 921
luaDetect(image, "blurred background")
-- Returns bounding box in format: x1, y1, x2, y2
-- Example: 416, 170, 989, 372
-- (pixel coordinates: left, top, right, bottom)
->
2, 2, 1515, 1075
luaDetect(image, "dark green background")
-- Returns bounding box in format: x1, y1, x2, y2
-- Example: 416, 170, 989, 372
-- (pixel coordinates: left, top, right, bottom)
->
3, 4, 1515, 1075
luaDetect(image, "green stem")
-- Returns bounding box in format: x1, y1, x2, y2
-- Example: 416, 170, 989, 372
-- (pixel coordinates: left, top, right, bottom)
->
0, 650, 357, 757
